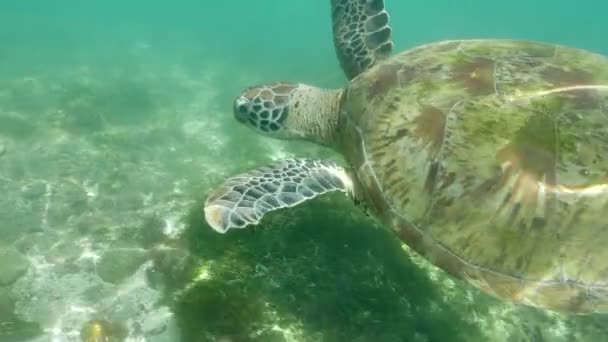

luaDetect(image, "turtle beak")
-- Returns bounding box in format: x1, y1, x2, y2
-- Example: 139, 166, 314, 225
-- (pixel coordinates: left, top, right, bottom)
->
233, 96, 250, 123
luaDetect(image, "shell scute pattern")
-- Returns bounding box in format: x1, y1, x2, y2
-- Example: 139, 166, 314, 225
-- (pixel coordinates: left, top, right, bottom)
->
342, 39, 608, 312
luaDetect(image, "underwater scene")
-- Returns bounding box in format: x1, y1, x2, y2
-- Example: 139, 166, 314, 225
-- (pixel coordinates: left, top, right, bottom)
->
1, 0, 607, 341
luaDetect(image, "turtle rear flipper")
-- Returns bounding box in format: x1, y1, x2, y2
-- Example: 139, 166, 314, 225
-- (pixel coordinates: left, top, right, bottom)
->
331, 0, 394, 80
204, 158, 354, 233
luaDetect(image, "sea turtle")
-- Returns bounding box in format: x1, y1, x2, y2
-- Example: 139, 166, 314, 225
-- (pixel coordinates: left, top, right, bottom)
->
204, 0, 608, 313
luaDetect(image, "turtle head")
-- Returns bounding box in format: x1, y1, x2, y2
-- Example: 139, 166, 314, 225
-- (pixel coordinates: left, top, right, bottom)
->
233, 82, 343, 146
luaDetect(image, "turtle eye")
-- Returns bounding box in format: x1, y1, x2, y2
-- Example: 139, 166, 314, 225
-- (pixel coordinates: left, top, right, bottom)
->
234, 96, 251, 121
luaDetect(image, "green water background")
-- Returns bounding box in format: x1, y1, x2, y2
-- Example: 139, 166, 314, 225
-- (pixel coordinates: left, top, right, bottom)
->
1, 1, 607, 341
2, 1, 607, 82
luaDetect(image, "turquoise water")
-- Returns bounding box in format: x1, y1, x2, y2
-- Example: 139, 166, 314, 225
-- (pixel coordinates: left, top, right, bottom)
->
3, 1, 607, 80
0, 1, 607, 341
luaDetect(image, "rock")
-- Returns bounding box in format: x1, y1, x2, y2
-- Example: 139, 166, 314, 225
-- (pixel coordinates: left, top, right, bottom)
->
0, 113, 36, 138
0, 248, 29, 286
137, 215, 167, 248
96, 248, 148, 285
21, 181, 47, 200
0, 288, 15, 320
0, 318, 42, 341
0, 290, 41, 341
140, 306, 181, 342
149, 246, 197, 291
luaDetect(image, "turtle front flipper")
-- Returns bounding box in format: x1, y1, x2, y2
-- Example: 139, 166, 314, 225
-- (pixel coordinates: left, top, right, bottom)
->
204, 158, 354, 233
330, 0, 393, 80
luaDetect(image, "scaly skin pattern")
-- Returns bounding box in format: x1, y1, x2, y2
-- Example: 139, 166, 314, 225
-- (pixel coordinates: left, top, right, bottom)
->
337, 39, 608, 313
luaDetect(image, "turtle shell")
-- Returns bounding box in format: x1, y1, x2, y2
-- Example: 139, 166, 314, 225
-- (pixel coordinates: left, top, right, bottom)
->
339, 39, 608, 313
